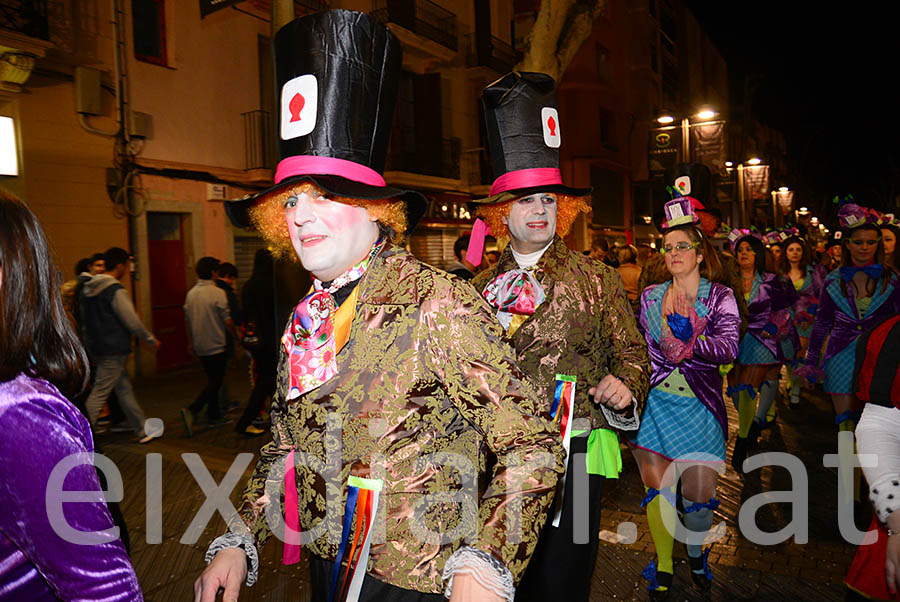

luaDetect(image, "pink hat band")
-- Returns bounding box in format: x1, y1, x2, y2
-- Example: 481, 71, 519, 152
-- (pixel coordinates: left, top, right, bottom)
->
274, 155, 386, 188
489, 167, 562, 197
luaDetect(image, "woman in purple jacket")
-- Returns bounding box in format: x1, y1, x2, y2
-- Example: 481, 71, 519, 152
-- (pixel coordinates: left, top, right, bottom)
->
801, 203, 900, 435
631, 198, 741, 600
727, 231, 797, 473
777, 235, 818, 407
0, 190, 143, 601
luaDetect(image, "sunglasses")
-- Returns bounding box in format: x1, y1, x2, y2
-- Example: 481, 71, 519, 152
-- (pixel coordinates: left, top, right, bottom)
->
661, 241, 700, 254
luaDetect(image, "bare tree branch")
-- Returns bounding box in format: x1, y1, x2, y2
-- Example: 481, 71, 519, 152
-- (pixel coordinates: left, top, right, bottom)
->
517, 0, 607, 81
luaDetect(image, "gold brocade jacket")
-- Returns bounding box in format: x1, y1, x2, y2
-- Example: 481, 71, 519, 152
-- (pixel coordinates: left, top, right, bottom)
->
236, 244, 565, 593
472, 236, 650, 430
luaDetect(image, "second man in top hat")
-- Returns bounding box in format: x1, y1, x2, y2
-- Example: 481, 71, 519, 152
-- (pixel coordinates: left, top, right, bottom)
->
470, 70, 651, 602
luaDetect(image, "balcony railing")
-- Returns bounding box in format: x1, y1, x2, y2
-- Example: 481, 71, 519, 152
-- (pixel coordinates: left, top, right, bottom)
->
242, 110, 275, 171
387, 136, 460, 180
0, 0, 50, 41
372, 0, 458, 52
465, 33, 520, 74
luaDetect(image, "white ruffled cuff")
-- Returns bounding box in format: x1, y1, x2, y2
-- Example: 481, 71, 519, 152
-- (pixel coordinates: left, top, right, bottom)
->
442, 546, 514, 602
205, 532, 259, 587
600, 397, 640, 431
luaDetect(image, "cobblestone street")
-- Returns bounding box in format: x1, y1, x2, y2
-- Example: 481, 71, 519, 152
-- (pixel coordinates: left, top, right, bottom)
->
101, 357, 861, 601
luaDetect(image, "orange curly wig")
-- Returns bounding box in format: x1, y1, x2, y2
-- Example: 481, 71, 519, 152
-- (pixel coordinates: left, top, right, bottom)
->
248, 182, 408, 258
475, 193, 591, 240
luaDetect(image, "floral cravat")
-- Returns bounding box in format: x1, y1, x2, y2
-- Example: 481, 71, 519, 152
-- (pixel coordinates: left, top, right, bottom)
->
282, 239, 385, 399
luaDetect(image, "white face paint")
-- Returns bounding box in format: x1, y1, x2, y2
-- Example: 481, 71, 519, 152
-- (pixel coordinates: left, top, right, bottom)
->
284, 185, 379, 282
503, 192, 558, 254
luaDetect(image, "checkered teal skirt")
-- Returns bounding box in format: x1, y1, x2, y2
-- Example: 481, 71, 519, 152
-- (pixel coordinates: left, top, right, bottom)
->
634, 386, 726, 462
738, 333, 778, 365
824, 341, 857, 395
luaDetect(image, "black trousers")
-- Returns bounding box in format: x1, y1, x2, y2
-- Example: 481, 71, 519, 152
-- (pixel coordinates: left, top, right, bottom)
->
515, 435, 606, 602
309, 555, 445, 602
189, 352, 227, 421
236, 346, 277, 432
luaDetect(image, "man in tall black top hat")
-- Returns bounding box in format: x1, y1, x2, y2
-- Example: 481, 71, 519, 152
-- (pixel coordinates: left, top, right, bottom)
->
469, 71, 650, 602
195, 11, 563, 602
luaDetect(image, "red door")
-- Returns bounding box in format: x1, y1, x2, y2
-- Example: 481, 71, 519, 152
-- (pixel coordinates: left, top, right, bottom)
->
148, 238, 192, 371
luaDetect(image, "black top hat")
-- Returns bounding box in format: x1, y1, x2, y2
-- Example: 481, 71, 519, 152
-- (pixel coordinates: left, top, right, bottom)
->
473, 71, 591, 204
226, 9, 427, 232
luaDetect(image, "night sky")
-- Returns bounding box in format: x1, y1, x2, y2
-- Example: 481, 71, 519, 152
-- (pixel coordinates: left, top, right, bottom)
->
687, 2, 900, 218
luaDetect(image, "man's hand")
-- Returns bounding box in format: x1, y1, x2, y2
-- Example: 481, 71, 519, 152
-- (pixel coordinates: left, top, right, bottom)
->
589, 374, 633, 411
448, 573, 505, 602
194, 547, 247, 602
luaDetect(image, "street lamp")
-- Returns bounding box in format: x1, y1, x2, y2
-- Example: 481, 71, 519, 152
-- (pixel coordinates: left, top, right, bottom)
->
657, 115, 675, 124
696, 109, 716, 121
747, 157, 762, 165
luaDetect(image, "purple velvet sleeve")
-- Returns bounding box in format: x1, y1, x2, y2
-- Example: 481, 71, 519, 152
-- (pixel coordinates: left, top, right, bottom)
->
0, 376, 143, 601
805, 281, 836, 369
693, 286, 740, 365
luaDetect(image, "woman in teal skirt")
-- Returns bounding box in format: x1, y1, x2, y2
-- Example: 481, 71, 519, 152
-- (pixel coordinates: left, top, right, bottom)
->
631, 198, 740, 600
726, 231, 797, 472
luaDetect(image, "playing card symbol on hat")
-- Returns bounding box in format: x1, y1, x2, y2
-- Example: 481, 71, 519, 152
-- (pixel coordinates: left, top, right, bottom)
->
674, 176, 691, 195
281, 74, 317, 140
541, 107, 561, 148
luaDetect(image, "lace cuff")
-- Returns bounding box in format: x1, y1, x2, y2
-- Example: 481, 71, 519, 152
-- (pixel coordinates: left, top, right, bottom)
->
442, 546, 514, 602
601, 397, 640, 431
205, 532, 260, 587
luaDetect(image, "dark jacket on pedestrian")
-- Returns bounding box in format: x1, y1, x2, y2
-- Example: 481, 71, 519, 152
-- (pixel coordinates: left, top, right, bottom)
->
79, 274, 155, 357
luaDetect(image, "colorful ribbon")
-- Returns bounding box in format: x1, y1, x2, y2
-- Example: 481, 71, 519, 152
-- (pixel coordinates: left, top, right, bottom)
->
840, 264, 883, 282
328, 476, 383, 602
550, 374, 576, 528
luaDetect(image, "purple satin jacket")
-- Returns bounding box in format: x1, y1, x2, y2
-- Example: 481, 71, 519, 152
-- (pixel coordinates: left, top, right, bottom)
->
806, 269, 900, 367
0, 374, 142, 601
638, 279, 741, 437
743, 272, 798, 361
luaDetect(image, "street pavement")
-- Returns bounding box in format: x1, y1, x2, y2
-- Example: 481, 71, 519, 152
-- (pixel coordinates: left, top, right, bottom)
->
99, 355, 861, 601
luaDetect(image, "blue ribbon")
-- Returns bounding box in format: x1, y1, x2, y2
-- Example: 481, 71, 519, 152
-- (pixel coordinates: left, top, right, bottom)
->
642, 559, 658, 591
835, 411, 861, 426
840, 265, 883, 282
702, 546, 713, 581
666, 311, 693, 342
328, 485, 360, 602
683, 497, 721, 514
550, 379, 565, 420
726, 384, 757, 399
640, 487, 677, 508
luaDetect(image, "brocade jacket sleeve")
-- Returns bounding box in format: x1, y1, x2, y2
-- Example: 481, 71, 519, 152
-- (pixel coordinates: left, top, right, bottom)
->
594, 264, 651, 410
421, 280, 565, 582
805, 275, 836, 370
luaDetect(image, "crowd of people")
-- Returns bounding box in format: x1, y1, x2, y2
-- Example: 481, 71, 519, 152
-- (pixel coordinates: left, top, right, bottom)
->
3, 8, 900, 602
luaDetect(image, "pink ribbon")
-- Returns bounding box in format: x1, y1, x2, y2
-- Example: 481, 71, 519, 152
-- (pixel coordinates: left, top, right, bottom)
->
275, 155, 386, 187
282, 449, 301, 565
489, 167, 562, 196
465, 218, 490, 267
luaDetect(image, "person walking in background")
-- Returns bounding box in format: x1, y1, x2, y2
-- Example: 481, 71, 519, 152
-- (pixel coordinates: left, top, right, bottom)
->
0, 189, 144, 600
214, 261, 242, 413
630, 198, 740, 598
617, 244, 642, 309
182, 256, 238, 436
80, 247, 159, 444
446, 234, 478, 280
234, 249, 276, 437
